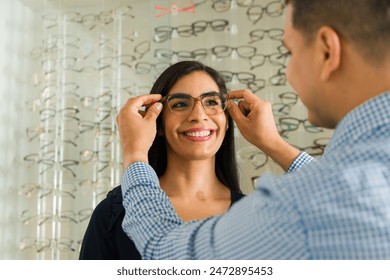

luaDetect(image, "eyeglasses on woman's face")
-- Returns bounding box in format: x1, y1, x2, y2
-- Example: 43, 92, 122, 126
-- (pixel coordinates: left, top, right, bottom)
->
161, 91, 228, 116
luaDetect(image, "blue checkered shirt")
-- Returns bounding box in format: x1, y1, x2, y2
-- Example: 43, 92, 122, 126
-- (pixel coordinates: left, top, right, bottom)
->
122, 91, 390, 259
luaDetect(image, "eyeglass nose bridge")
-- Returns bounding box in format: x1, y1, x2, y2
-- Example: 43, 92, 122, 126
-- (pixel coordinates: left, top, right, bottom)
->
188, 96, 209, 115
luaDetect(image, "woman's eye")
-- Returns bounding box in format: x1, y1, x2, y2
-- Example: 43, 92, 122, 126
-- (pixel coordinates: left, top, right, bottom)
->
204, 98, 220, 106
171, 100, 190, 109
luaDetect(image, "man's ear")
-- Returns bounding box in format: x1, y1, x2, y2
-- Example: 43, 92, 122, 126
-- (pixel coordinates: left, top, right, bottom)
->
316, 26, 341, 81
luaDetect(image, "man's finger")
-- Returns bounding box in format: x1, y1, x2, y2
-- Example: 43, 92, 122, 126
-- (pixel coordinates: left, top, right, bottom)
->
228, 89, 258, 104
227, 100, 247, 124
144, 102, 163, 121
127, 94, 162, 111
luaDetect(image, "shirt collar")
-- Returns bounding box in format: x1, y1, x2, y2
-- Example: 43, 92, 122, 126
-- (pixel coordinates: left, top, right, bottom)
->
325, 91, 390, 154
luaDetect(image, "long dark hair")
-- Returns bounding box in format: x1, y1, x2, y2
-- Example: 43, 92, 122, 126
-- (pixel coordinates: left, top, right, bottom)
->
148, 61, 241, 194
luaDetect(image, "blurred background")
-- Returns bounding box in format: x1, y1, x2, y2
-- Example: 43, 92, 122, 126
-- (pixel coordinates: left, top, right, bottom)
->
0, 0, 333, 259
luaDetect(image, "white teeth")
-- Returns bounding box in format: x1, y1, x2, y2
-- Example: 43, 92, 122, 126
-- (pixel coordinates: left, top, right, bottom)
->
184, 131, 211, 137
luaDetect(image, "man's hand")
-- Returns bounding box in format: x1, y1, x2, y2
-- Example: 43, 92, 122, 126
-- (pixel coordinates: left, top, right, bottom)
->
228, 89, 280, 148
117, 94, 163, 170
228, 89, 300, 172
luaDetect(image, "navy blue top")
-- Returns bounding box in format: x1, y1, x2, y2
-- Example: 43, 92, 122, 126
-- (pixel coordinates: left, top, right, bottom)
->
79, 185, 245, 260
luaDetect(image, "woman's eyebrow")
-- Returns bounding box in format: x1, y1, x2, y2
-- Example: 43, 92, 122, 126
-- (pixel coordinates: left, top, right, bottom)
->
169, 91, 220, 96
168, 92, 190, 96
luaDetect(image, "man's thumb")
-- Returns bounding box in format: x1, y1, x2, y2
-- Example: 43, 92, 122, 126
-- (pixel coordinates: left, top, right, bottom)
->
145, 102, 163, 120
227, 101, 244, 124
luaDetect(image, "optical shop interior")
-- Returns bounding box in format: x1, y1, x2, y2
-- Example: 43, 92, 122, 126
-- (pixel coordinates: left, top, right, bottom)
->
0, 0, 333, 260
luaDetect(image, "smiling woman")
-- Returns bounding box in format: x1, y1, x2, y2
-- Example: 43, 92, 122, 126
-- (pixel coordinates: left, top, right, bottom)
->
79, 61, 244, 259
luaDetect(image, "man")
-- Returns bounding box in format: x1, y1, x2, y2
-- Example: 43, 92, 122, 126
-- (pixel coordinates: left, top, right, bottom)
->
117, 0, 390, 259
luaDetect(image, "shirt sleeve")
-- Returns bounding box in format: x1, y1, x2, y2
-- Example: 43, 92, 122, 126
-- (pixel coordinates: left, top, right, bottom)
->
121, 162, 308, 259
287, 152, 315, 173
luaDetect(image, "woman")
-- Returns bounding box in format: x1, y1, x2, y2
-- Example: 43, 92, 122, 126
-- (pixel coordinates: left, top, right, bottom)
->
79, 61, 244, 259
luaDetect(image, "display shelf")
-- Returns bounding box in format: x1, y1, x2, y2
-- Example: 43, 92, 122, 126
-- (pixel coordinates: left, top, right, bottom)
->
19, 0, 137, 10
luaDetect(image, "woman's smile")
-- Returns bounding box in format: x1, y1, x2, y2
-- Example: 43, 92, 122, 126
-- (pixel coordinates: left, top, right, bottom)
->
181, 128, 216, 142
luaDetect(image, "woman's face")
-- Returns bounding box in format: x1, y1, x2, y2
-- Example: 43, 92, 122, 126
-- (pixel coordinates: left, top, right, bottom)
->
161, 71, 227, 161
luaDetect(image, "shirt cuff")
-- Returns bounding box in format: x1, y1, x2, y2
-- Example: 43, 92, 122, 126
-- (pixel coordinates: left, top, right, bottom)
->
287, 152, 314, 173
121, 162, 159, 190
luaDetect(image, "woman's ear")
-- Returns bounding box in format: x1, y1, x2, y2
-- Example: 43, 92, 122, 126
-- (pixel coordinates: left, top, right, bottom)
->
317, 26, 341, 81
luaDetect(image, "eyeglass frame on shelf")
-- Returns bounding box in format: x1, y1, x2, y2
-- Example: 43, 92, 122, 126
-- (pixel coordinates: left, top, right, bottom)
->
246, 1, 285, 25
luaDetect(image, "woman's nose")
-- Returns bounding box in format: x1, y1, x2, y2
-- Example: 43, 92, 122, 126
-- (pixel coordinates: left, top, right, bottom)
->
187, 100, 208, 121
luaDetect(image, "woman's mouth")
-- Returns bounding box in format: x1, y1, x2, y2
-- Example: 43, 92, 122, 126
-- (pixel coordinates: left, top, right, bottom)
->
182, 129, 215, 142
184, 130, 211, 137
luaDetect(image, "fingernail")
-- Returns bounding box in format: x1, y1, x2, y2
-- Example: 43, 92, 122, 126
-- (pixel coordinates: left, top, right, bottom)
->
155, 102, 163, 111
